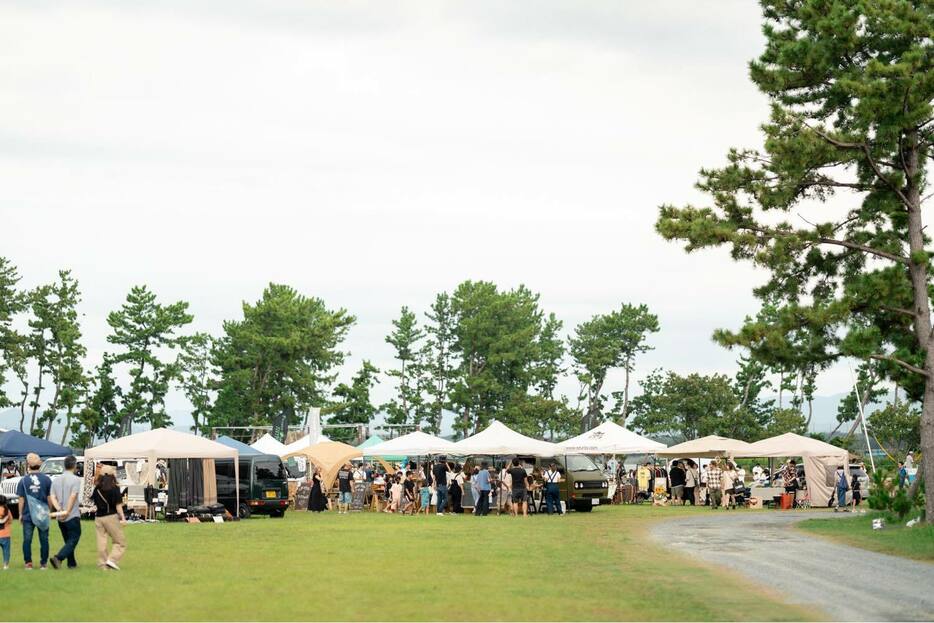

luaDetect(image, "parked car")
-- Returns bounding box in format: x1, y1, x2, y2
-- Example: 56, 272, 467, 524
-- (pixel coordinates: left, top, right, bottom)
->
215, 454, 289, 519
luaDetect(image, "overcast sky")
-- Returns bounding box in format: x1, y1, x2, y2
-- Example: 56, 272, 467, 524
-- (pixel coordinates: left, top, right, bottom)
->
0, 1, 861, 415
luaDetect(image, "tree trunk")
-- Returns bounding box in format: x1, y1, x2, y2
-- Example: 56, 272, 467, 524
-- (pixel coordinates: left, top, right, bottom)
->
18, 381, 28, 432
902, 132, 934, 523
60, 404, 73, 446
29, 366, 44, 434
620, 357, 631, 426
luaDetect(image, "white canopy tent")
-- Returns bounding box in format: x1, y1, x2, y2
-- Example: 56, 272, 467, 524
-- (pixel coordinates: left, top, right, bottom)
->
655, 435, 754, 459
454, 420, 561, 457
734, 432, 850, 507
559, 421, 666, 455
85, 428, 240, 510
250, 433, 287, 455
362, 430, 459, 457
281, 433, 332, 457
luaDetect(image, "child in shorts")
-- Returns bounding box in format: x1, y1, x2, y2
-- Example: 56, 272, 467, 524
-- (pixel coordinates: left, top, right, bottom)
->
420, 482, 431, 515
0, 495, 11, 569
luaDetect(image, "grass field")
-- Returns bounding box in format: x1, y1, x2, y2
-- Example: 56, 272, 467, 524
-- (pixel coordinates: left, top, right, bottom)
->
2, 505, 818, 621
798, 512, 934, 562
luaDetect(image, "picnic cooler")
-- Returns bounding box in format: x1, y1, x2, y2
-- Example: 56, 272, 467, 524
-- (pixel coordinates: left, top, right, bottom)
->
779, 493, 794, 510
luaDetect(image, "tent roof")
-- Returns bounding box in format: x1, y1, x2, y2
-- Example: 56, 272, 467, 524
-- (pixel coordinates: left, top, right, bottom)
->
281, 433, 332, 457
215, 435, 262, 456
454, 420, 561, 457
655, 435, 754, 458
558, 421, 666, 455
735, 432, 849, 459
282, 441, 362, 490
357, 435, 384, 449
362, 431, 458, 457
250, 433, 287, 455
84, 428, 238, 460
0, 430, 73, 459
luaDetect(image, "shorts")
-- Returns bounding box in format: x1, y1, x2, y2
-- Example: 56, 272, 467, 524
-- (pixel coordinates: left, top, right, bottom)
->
339, 491, 352, 504
511, 489, 527, 504
671, 485, 684, 498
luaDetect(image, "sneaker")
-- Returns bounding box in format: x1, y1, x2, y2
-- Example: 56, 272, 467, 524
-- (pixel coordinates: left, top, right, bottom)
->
50, 556, 61, 570
40, 565, 47, 571
24, 562, 33, 570
436, 512, 444, 516
105, 560, 120, 571
3, 564, 9, 570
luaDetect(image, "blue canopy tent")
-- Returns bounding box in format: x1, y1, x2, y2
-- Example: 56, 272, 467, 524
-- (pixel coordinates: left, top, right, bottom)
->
215, 435, 262, 456
0, 430, 73, 459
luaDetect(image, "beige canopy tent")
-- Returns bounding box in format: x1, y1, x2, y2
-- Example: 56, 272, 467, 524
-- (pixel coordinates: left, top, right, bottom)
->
734, 432, 850, 507
282, 441, 362, 490
655, 435, 754, 459
85, 428, 239, 509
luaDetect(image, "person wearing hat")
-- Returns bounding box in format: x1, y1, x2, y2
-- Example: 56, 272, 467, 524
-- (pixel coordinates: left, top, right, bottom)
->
15, 453, 54, 570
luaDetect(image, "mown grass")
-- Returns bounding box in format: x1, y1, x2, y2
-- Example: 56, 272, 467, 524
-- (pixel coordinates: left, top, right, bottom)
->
2, 505, 818, 621
798, 511, 934, 562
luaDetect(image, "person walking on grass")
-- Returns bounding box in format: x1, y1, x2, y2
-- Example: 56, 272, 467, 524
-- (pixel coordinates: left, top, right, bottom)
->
91, 468, 126, 571
669, 461, 686, 505
336, 463, 353, 514
419, 478, 431, 515
16, 453, 53, 570
402, 471, 416, 515
507, 458, 531, 517
432, 457, 449, 515
0, 494, 11, 569
475, 462, 492, 516
49, 455, 82, 569
683, 460, 698, 506
543, 462, 563, 515
706, 459, 722, 509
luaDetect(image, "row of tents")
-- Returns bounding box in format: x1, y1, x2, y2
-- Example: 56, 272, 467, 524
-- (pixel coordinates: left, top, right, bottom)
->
4, 419, 850, 510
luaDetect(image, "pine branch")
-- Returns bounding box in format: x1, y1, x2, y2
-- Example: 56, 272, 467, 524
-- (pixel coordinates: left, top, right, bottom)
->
741, 224, 908, 264
868, 354, 928, 378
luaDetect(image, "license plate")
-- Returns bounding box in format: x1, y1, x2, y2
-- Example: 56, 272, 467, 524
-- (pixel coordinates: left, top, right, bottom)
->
591, 498, 600, 505
265, 490, 277, 499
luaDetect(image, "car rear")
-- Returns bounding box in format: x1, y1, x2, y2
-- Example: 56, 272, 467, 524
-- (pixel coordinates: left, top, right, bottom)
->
248, 456, 290, 517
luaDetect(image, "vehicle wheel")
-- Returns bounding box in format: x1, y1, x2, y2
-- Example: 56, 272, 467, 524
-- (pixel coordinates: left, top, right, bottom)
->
238, 502, 251, 519
575, 504, 593, 512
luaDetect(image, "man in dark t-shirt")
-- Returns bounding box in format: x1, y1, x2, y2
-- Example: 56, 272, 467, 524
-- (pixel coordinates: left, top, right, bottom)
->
669, 461, 686, 505
337, 464, 353, 514
431, 458, 449, 516
507, 458, 530, 517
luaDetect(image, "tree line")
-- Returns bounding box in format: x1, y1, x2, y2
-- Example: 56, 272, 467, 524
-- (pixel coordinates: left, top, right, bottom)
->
2, 258, 906, 450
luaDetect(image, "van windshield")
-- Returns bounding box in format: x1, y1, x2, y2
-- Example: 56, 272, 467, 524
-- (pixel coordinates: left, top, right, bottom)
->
565, 454, 600, 472
40, 461, 64, 475
255, 460, 286, 483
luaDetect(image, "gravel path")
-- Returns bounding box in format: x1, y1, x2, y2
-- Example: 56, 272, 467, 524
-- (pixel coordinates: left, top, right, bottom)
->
649, 511, 934, 621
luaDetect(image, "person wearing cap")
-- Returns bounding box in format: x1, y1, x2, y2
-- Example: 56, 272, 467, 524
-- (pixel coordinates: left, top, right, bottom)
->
15, 453, 54, 570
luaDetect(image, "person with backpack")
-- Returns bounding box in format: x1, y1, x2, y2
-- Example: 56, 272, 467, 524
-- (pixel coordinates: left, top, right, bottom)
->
15, 453, 53, 570
834, 465, 849, 512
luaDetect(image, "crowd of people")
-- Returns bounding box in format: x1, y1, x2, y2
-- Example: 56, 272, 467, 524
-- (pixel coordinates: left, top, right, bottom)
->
0, 453, 127, 571
303, 456, 567, 517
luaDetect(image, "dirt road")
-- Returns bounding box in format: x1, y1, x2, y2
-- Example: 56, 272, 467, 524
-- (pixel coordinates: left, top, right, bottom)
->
650, 511, 934, 621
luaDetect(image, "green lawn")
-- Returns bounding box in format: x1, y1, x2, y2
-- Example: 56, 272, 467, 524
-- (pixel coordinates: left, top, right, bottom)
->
3, 505, 818, 621
798, 512, 934, 562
